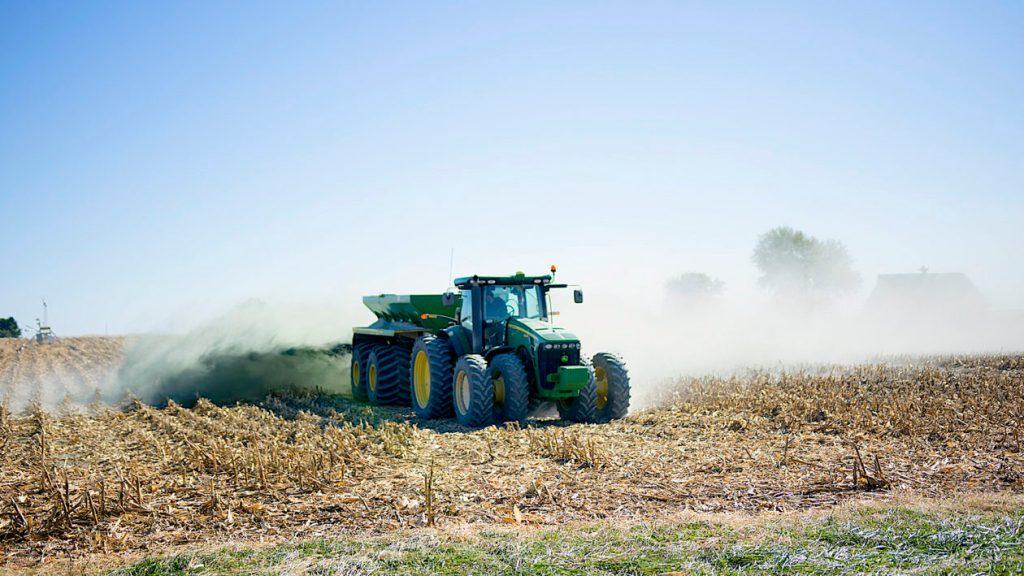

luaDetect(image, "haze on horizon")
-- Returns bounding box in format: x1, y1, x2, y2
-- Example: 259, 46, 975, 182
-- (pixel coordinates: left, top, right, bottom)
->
2, 1, 1022, 341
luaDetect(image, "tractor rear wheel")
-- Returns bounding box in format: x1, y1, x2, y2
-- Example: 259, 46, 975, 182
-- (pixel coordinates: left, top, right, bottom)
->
410, 335, 455, 419
453, 354, 492, 427
367, 346, 411, 405
557, 352, 630, 423
350, 344, 371, 401
486, 353, 529, 425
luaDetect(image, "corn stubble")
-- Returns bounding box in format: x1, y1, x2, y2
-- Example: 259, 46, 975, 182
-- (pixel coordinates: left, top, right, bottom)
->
0, 351, 1021, 566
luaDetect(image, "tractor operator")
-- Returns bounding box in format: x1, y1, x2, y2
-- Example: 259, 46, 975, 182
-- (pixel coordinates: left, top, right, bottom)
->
484, 288, 510, 321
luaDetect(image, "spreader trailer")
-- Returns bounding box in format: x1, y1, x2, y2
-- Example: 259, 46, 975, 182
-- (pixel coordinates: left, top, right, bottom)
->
350, 267, 630, 426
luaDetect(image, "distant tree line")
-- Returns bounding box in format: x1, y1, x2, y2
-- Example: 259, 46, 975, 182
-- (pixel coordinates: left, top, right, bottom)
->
669, 226, 860, 303
0, 317, 20, 338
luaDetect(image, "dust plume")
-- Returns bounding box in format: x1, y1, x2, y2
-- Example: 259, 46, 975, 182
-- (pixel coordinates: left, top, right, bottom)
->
0, 336, 123, 413
573, 274, 1024, 410
111, 300, 359, 406
7, 241, 1021, 417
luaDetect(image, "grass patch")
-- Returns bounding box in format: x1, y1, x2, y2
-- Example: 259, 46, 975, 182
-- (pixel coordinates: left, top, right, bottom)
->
108, 505, 1024, 575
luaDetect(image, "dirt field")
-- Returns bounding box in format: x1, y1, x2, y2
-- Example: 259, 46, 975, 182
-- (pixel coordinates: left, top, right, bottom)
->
1, 338, 1022, 572
0, 337, 123, 413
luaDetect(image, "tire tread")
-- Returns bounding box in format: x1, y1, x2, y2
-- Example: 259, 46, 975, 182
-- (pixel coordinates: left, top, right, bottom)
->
557, 352, 630, 423
367, 345, 411, 405
410, 335, 455, 419
487, 353, 529, 424
454, 354, 492, 427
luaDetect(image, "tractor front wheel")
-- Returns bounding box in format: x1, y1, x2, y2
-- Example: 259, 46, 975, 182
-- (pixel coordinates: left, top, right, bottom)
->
557, 352, 630, 423
486, 353, 529, 425
410, 335, 455, 419
453, 354, 492, 427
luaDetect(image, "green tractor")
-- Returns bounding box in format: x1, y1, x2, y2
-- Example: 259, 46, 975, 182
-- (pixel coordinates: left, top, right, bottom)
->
350, 268, 630, 426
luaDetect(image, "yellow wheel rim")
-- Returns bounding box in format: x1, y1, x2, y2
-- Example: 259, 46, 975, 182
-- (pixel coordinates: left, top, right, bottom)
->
493, 373, 505, 405
595, 366, 609, 410
352, 360, 360, 390
413, 351, 431, 408
456, 370, 470, 414
369, 363, 378, 393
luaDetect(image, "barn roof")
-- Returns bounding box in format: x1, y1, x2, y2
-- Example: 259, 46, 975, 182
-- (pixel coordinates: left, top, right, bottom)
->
866, 271, 987, 314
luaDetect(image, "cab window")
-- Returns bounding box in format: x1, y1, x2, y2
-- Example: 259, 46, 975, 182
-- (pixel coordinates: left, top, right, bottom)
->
522, 285, 543, 318
460, 289, 473, 326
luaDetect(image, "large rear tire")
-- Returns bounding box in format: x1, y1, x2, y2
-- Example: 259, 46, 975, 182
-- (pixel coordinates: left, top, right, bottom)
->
410, 335, 455, 419
453, 354, 492, 427
367, 346, 411, 405
486, 353, 529, 425
557, 352, 630, 423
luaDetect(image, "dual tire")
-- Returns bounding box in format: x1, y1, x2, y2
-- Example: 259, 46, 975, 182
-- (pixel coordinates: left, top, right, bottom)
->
409, 335, 529, 427
487, 353, 529, 425
453, 355, 491, 427
367, 345, 411, 405
351, 343, 410, 405
410, 335, 455, 419
451, 353, 529, 427
557, 352, 630, 423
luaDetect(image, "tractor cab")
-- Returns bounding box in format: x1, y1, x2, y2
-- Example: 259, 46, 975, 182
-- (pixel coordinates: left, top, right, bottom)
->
452, 272, 561, 354
456, 276, 548, 348
447, 271, 589, 401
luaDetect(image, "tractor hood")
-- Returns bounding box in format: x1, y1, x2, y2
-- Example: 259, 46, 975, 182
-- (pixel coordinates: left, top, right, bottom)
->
507, 318, 580, 344
505, 317, 586, 399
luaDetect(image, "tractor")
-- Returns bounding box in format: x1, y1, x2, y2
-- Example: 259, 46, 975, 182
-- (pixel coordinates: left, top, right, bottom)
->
349, 268, 630, 426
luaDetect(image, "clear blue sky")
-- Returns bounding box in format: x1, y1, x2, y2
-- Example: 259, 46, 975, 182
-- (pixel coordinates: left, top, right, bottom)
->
2, 1, 1022, 335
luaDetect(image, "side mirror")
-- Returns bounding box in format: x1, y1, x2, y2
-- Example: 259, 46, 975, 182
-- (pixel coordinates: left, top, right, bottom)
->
442, 292, 456, 306
573, 289, 584, 304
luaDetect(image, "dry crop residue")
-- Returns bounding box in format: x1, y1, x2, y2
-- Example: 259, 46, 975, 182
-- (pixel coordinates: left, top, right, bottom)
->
0, 337, 123, 412
0, 350, 1022, 569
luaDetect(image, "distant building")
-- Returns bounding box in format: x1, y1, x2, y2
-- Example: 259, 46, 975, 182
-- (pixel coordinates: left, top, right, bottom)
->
33, 300, 57, 344
865, 270, 987, 319
35, 325, 55, 344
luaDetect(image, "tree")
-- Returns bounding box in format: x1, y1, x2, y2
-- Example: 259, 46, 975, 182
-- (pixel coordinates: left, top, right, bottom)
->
0, 317, 21, 338
752, 227, 860, 299
667, 272, 725, 304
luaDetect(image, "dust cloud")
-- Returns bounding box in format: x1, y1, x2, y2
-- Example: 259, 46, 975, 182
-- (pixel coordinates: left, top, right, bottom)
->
110, 270, 1022, 412
111, 300, 359, 406
572, 279, 1024, 410
11, 265, 1018, 415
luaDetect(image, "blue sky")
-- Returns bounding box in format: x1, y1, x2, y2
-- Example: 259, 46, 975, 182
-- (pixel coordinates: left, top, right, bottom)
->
2, 1, 1022, 335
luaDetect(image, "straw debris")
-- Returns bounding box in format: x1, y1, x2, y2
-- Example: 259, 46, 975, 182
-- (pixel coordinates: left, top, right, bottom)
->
0, 346, 1021, 567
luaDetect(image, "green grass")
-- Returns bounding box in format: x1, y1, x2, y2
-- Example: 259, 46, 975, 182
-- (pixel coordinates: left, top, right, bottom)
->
108, 505, 1024, 576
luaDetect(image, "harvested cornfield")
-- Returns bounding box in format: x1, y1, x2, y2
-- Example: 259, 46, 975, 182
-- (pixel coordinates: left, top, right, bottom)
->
0, 347, 1022, 571
0, 337, 123, 412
